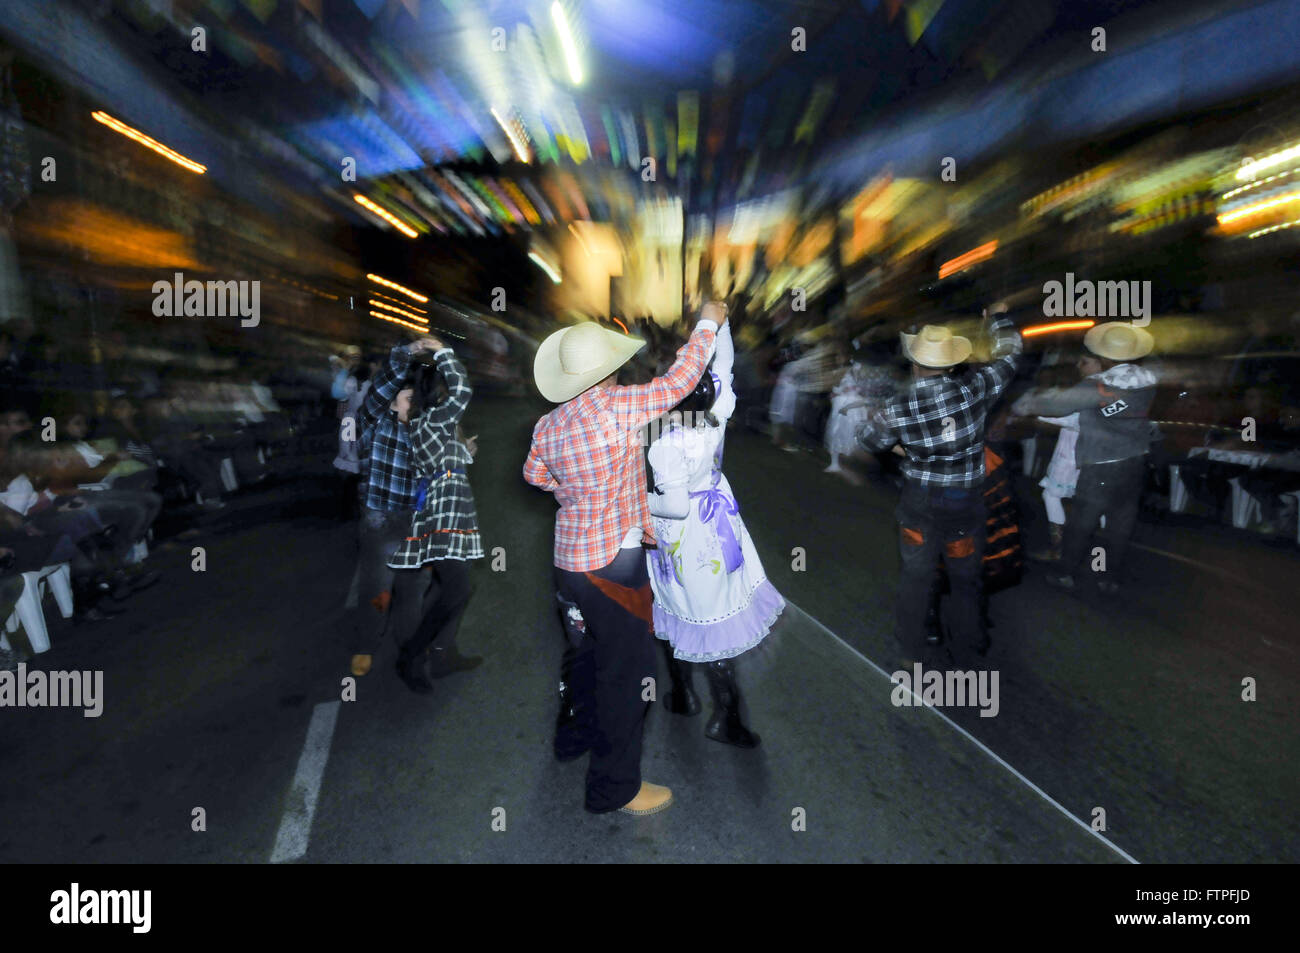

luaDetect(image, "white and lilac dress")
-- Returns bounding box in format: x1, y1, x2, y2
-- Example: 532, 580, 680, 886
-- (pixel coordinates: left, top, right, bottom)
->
646, 325, 786, 662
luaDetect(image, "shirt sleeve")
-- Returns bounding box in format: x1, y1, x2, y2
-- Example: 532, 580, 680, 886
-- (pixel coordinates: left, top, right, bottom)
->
423, 348, 472, 426
1017, 380, 1100, 417
710, 323, 737, 422
611, 321, 717, 430
360, 344, 412, 444
523, 419, 559, 492
646, 434, 692, 519
973, 317, 1023, 403
856, 403, 899, 452
330, 368, 355, 401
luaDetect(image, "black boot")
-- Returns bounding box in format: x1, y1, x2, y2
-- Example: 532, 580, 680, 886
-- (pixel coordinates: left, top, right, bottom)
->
395, 650, 434, 694
703, 658, 760, 749
661, 640, 701, 716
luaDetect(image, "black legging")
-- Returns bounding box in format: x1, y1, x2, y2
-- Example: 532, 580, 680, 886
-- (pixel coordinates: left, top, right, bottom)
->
390, 559, 472, 664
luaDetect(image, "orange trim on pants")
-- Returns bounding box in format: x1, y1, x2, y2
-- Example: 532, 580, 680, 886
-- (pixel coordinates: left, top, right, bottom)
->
901, 526, 925, 546
945, 536, 976, 559
584, 572, 654, 624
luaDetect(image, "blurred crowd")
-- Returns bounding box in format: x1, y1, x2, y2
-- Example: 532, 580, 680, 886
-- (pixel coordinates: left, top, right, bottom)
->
0, 318, 301, 641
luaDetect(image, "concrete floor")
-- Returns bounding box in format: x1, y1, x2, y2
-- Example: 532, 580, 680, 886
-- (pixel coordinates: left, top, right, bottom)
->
1, 395, 1296, 863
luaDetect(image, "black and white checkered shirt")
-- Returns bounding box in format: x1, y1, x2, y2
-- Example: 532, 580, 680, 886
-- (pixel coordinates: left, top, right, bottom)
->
387, 348, 483, 567
857, 319, 1022, 488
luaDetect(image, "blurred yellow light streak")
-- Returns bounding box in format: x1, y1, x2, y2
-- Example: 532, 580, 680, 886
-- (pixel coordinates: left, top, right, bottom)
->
551, 2, 583, 85
1217, 189, 1300, 224
568, 221, 591, 256
938, 240, 997, 279
1247, 218, 1300, 238
353, 194, 418, 238
371, 289, 425, 313
369, 310, 425, 332
1023, 320, 1096, 337
491, 108, 531, 163
90, 111, 206, 174
367, 273, 428, 302
1222, 166, 1298, 200
528, 251, 561, 283
369, 298, 428, 322
1236, 143, 1300, 181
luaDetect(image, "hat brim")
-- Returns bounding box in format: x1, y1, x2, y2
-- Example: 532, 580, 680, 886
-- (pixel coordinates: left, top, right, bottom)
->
901, 331, 973, 368
1084, 323, 1155, 361
534, 324, 646, 403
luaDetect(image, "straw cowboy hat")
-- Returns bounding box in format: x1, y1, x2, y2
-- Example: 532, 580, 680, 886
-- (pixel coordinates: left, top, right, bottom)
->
1084, 322, 1155, 362
900, 325, 972, 369
534, 321, 646, 403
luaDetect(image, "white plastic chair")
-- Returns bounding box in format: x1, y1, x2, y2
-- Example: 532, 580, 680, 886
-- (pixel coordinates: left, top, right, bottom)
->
1168, 464, 1188, 513
1227, 477, 1262, 529
219, 457, 239, 493
1, 563, 74, 655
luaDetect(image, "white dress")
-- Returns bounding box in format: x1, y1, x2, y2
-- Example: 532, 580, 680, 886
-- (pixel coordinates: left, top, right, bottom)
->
646, 325, 786, 662
826, 368, 871, 460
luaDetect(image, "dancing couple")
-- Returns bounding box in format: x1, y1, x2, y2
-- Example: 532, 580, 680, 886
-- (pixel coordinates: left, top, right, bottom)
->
351, 335, 483, 693
525, 302, 781, 818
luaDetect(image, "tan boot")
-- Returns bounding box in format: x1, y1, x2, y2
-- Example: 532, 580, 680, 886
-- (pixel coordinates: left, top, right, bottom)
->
350, 654, 373, 676
618, 781, 674, 816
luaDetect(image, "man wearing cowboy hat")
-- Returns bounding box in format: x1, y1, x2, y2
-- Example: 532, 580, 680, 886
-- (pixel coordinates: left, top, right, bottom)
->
1014, 321, 1158, 594
856, 309, 1023, 662
524, 302, 727, 816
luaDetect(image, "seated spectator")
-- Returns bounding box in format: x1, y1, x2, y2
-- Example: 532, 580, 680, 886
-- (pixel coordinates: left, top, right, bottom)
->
0, 399, 33, 461
45, 410, 163, 592
1180, 387, 1300, 531
1237, 401, 1300, 534
107, 395, 225, 508
0, 439, 126, 621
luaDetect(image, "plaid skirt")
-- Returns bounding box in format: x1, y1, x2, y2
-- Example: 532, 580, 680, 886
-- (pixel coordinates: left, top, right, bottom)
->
387, 472, 483, 567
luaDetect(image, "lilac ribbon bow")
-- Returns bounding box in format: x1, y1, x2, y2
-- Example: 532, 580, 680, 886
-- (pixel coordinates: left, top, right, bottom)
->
690, 478, 743, 573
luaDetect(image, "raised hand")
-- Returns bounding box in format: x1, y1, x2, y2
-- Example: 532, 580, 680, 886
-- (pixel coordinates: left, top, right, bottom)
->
700, 301, 728, 326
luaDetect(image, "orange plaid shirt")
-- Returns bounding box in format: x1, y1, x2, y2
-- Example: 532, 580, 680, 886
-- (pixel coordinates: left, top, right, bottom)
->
524, 322, 717, 572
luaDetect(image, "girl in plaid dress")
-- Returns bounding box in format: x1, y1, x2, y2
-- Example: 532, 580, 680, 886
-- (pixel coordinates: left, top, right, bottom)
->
385, 339, 483, 691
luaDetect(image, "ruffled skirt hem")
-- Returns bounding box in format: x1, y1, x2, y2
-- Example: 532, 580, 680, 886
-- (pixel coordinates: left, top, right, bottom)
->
653, 578, 785, 662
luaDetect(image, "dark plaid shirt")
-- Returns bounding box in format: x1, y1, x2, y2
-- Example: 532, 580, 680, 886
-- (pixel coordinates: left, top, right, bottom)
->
387, 348, 482, 566
857, 319, 1022, 488
358, 344, 417, 513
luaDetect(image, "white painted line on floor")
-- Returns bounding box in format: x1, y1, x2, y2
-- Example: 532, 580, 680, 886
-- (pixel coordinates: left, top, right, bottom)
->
270, 700, 341, 864
784, 601, 1141, 865
1128, 542, 1261, 589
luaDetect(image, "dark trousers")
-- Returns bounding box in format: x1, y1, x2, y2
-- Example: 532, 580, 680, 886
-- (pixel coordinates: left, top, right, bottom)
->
391, 559, 472, 663
554, 547, 656, 813
85, 489, 162, 559
896, 482, 985, 658
336, 471, 361, 521
1060, 456, 1146, 579
1240, 468, 1300, 523
352, 507, 415, 655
